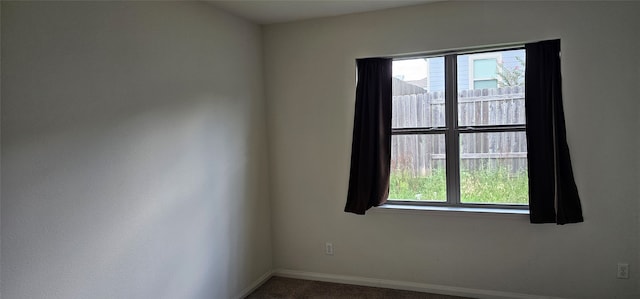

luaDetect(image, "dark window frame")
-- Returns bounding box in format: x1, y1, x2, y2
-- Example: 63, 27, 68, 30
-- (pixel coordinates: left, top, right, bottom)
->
389, 46, 528, 211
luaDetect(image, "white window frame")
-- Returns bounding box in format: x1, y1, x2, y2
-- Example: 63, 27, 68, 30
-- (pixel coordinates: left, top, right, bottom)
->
388, 46, 528, 212
468, 52, 502, 90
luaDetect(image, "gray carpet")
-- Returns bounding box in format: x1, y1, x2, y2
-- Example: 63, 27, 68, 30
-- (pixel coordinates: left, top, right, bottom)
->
246, 277, 474, 299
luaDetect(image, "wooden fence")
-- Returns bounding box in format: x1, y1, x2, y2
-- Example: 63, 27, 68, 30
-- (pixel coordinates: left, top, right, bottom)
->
391, 87, 527, 176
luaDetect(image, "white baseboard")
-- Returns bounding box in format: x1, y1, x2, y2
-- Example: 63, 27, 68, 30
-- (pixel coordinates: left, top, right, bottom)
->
236, 269, 274, 299
273, 269, 567, 299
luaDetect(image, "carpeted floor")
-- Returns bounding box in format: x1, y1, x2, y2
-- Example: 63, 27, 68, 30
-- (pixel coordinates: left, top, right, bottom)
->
246, 277, 474, 299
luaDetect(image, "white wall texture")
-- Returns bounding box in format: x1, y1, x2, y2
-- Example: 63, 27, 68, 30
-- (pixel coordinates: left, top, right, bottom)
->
0, 3, 3, 298
263, 1, 640, 299
1, 2, 271, 298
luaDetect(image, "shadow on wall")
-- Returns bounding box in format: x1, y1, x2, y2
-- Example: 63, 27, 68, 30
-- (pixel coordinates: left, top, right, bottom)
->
2, 2, 270, 298
4, 93, 268, 298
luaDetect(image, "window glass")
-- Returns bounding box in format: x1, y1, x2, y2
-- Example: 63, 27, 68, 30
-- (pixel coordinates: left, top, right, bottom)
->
389, 48, 528, 209
390, 134, 446, 201
473, 58, 497, 79
474, 79, 498, 89
392, 57, 445, 128
459, 49, 526, 127
459, 132, 529, 205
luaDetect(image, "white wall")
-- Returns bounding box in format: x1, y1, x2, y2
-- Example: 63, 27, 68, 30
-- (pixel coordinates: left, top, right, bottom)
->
0, 3, 3, 297
1, 2, 271, 298
263, 2, 640, 299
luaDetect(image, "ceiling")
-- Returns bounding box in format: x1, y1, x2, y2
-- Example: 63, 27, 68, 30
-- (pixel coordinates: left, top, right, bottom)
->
209, 0, 442, 24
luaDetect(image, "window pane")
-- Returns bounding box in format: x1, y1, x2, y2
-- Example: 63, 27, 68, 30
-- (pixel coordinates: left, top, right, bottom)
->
474, 79, 498, 89
473, 58, 497, 78
458, 49, 526, 126
459, 132, 528, 205
392, 57, 445, 128
389, 134, 446, 201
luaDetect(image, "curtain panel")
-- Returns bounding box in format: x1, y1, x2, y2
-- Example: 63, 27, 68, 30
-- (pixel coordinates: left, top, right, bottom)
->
525, 39, 584, 224
344, 58, 393, 215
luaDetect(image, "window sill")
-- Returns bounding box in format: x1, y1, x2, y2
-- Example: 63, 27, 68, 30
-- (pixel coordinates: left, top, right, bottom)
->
372, 203, 529, 217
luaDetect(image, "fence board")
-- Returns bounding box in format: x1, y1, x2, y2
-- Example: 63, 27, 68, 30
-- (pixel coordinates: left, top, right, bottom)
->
392, 87, 526, 176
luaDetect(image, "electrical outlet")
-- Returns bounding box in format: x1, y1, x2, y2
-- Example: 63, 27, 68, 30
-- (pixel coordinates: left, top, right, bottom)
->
325, 242, 334, 255
617, 263, 629, 279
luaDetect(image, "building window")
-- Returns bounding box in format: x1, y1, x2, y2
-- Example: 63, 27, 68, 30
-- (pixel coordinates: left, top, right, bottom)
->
468, 53, 501, 90
390, 48, 527, 209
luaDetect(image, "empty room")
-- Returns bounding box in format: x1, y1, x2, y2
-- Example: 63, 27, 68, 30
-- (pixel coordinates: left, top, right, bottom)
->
1, 1, 639, 298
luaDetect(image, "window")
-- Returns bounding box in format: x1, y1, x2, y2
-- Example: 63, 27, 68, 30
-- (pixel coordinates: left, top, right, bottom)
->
468, 53, 501, 90
347, 40, 581, 221
390, 48, 528, 209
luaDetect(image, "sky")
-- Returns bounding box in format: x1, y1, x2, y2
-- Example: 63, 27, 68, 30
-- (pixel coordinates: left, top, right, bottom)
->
392, 58, 427, 81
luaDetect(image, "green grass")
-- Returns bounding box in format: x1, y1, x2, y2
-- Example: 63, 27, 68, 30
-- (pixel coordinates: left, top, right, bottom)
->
389, 168, 528, 204
389, 168, 447, 201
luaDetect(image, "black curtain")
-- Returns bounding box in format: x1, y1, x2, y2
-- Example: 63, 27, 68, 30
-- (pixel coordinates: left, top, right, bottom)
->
525, 39, 584, 224
344, 58, 392, 215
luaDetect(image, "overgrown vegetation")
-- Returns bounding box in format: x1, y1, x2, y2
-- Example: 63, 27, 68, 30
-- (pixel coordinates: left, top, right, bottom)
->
389, 169, 447, 201
389, 168, 528, 204
496, 56, 525, 87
